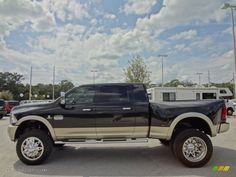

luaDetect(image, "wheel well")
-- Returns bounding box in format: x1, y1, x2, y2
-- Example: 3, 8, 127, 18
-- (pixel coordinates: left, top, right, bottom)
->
15, 120, 52, 140
227, 107, 234, 111
172, 117, 211, 139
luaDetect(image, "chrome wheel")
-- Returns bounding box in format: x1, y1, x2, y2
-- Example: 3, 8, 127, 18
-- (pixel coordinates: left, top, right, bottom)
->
21, 137, 44, 161
182, 136, 207, 162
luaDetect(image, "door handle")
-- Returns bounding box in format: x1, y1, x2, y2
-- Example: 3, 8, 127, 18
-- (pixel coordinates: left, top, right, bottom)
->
122, 107, 132, 111
82, 108, 92, 112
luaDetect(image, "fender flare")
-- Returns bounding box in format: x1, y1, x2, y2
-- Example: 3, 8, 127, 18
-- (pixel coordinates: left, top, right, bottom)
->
15, 115, 56, 140
167, 112, 216, 140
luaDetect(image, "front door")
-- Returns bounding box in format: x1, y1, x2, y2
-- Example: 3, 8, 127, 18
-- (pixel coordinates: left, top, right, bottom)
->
53, 85, 97, 140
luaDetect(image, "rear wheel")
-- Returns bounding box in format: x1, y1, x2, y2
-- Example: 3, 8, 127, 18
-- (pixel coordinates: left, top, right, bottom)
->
16, 130, 53, 165
0, 115, 3, 119
173, 129, 213, 168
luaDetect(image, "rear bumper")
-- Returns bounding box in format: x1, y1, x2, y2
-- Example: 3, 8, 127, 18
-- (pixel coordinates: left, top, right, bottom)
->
218, 122, 230, 134
7, 125, 18, 141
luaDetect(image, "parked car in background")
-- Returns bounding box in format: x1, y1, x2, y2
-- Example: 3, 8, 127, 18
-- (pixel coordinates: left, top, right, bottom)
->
0, 99, 6, 119
4, 101, 19, 114
224, 99, 236, 115
20, 100, 52, 105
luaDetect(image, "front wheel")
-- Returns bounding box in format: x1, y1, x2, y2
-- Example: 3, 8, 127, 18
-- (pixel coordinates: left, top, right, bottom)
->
16, 130, 53, 165
173, 129, 213, 168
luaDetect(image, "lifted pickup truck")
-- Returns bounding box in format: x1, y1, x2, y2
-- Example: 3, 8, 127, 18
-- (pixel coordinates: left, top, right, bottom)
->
8, 83, 229, 167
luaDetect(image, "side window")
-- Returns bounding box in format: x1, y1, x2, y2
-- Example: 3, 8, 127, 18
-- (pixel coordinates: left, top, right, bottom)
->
163, 92, 176, 101
95, 85, 130, 104
133, 84, 148, 102
220, 90, 227, 94
202, 93, 216, 99
65, 86, 95, 104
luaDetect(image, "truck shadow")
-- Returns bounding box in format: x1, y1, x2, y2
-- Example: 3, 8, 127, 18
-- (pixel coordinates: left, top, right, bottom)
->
13, 145, 236, 176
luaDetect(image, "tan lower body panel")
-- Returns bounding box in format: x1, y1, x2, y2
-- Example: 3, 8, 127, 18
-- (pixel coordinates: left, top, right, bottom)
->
54, 128, 97, 139
96, 127, 135, 138
54, 126, 169, 140
149, 126, 169, 139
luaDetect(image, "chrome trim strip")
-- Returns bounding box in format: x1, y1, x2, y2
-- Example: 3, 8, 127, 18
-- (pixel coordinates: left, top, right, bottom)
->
55, 138, 148, 144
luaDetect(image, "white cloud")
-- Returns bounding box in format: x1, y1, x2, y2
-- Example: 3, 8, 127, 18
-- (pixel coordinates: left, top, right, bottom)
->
50, 0, 88, 22
169, 30, 197, 40
0, 0, 233, 85
174, 44, 191, 52
123, 0, 157, 15
104, 13, 116, 20
136, 0, 226, 32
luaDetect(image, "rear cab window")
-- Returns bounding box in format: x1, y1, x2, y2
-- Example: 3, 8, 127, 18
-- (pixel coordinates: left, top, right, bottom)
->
94, 84, 131, 104
131, 84, 148, 103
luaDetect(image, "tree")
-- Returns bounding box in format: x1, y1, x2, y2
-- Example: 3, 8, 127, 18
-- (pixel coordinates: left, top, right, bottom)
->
164, 79, 181, 87
164, 79, 196, 87
123, 55, 151, 86
0, 72, 25, 100
0, 91, 13, 100
59, 80, 74, 92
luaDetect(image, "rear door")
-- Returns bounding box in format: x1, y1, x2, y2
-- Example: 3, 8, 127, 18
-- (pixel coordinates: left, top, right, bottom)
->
94, 84, 135, 138
131, 84, 150, 137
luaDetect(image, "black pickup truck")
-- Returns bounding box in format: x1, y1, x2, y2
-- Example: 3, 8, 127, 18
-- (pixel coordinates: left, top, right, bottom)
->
8, 83, 229, 167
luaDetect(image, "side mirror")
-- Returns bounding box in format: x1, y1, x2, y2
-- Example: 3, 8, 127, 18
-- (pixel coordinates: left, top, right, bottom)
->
60, 92, 65, 105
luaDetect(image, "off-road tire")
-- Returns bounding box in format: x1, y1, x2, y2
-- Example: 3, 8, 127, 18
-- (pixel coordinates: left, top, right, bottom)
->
173, 129, 213, 168
16, 130, 53, 165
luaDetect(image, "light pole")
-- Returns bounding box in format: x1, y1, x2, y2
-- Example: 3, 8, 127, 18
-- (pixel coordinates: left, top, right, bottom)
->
29, 66, 32, 100
222, 3, 236, 98
91, 70, 98, 84
196, 73, 203, 86
158, 54, 168, 87
52, 65, 55, 100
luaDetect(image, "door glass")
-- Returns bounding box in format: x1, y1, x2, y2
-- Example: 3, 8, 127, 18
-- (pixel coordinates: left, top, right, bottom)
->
65, 86, 96, 104
95, 85, 130, 104
133, 84, 148, 102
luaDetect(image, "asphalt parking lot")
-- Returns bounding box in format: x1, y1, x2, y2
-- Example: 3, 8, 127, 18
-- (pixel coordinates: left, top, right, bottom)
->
0, 116, 235, 177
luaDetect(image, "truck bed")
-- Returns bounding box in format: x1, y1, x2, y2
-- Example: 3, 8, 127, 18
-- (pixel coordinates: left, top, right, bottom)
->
150, 100, 225, 123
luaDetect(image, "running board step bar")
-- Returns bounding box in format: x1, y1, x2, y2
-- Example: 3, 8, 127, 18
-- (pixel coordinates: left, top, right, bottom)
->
55, 138, 148, 144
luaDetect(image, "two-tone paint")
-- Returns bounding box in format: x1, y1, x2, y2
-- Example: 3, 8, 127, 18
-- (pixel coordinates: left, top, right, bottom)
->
9, 83, 226, 141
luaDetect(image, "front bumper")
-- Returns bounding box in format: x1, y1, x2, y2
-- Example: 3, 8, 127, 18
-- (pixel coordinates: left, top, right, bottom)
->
7, 125, 18, 141
218, 122, 230, 133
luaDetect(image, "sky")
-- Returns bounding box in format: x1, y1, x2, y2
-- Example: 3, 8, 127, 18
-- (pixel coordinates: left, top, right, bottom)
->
0, 0, 236, 86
